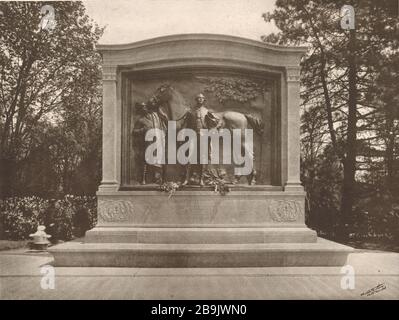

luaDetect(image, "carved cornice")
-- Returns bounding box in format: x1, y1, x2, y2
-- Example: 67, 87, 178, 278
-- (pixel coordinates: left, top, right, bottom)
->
97, 34, 308, 53
97, 34, 307, 71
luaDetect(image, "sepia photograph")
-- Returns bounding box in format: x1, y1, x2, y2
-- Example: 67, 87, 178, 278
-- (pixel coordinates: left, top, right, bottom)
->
0, 0, 398, 305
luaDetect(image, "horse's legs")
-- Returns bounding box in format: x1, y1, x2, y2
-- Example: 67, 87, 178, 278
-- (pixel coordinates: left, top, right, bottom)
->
199, 165, 205, 186
243, 139, 256, 185
182, 164, 190, 186
182, 165, 204, 186
248, 169, 257, 185
221, 113, 257, 185
161, 165, 167, 184
232, 134, 255, 185
142, 163, 147, 185
231, 128, 241, 184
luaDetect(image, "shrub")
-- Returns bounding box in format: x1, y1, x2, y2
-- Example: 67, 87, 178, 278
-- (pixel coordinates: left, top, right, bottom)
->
0, 195, 97, 241
0, 197, 49, 240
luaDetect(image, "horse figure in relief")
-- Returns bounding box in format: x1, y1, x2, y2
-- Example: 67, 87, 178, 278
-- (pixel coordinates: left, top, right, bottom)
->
155, 84, 263, 186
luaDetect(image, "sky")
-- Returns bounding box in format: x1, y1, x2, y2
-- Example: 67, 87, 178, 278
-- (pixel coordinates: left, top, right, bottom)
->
83, 0, 278, 44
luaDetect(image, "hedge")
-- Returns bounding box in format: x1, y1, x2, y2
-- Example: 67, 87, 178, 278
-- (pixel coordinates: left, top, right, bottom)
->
0, 195, 97, 241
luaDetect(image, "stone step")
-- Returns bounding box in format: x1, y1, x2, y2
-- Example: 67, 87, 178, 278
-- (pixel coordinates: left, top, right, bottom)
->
49, 238, 353, 267
85, 227, 317, 244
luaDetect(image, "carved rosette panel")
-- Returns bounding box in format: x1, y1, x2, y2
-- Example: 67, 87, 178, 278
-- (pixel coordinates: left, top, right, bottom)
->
269, 200, 301, 222
98, 199, 133, 222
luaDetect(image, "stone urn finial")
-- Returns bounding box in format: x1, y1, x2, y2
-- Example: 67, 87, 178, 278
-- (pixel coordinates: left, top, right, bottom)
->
29, 225, 51, 250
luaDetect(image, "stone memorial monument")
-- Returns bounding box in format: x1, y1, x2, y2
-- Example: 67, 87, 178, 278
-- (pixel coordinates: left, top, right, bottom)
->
50, 34, 352, 267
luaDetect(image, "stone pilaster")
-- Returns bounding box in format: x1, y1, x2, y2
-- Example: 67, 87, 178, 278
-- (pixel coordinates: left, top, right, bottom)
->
98, 65, 119, 192
284, 66, 303, 191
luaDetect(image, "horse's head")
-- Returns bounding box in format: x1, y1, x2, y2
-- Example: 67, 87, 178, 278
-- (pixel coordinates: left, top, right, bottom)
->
153, 84, 188, 122
155, 84, 174, 104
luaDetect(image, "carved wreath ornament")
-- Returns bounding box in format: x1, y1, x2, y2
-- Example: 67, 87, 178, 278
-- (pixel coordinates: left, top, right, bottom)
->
98, 200, 133, 222
269, 200, 301, 222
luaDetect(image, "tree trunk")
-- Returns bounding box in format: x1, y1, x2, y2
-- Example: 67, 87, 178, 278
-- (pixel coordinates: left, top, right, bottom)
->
385, 106, 395, 195
0, 157, 17, 198
339, 29, 357, 241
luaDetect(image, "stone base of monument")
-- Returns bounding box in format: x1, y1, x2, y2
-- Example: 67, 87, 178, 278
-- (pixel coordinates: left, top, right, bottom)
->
49, 190, 354, 267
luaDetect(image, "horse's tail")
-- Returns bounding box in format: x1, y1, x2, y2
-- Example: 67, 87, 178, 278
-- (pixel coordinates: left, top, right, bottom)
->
245, 114, 264, 136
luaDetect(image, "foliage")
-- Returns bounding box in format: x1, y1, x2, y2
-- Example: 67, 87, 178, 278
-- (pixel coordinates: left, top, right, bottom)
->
302, 143, 399, 242
0, 196, 49, 240
159, 182, 180, 199
351, 180, 399, 243
302, 144, 343, 235
203, 169, 231, 195
0, 195, 97, 241
197, 76, 269, 104
0, 2, 103, 197
264, 0, 399, 240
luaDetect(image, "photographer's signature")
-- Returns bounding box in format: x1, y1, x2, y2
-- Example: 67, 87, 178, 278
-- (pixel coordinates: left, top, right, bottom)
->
361, 283, 386, 297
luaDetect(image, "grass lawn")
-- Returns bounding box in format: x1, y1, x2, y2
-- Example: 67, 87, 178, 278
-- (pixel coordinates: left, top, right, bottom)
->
0, 240, 30, 251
